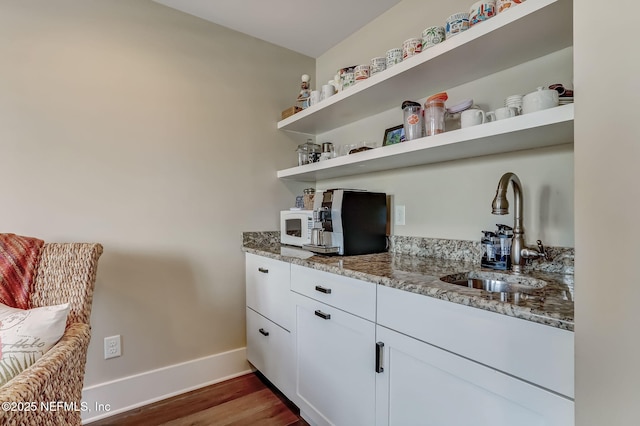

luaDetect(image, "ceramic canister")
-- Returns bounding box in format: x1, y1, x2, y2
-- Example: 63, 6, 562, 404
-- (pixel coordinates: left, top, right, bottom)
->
386, 47, 403, 68
421, 26, 446, 49
522, 86, 559, 114
469, 1, 496, 26
445, 12, 470, 38
370, 57, 386, 75
402, 38, 422, 59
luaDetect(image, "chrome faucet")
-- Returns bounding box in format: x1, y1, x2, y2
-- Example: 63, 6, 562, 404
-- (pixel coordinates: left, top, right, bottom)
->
491, 172, 546, 273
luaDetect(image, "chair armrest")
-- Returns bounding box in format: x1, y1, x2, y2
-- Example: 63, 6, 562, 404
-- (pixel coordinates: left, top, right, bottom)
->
0, 323, 91, 425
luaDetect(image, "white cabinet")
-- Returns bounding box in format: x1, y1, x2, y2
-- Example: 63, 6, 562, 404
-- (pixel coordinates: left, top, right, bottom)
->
291, 265, 377, 426
375, 284, 574, 426
245, 253, 294, 397
246, 254, 575, 425
276, 0, 574, 182
377, 284, 574, 398
375, 325, 574, 426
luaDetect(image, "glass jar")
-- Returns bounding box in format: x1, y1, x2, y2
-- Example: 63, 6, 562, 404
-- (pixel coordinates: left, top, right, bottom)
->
444, 98, 473, 131
296, 139, 321, 165
303, 188, 315, 210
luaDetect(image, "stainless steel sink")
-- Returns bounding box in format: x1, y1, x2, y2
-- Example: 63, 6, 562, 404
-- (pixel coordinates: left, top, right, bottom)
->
440, 271, 547, 299
448, 277, 520, 293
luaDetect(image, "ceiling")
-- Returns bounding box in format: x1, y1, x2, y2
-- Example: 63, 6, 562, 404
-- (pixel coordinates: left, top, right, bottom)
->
153, 0, 401, 58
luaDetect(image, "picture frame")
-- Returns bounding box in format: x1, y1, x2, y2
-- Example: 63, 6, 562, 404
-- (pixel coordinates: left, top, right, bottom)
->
383, 125, 405, 146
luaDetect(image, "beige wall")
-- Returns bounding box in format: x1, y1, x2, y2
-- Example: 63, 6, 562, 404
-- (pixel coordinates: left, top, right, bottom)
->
315, 1, 574, 247
0, 0, 313, 386
574, 1, 640, 424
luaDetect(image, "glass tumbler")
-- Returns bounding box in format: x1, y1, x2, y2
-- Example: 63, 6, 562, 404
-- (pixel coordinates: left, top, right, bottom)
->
424, 99, 446, 136
402, 101, 424, 141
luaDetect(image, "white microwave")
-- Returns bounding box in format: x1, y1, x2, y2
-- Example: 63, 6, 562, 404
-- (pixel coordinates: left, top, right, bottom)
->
280, 210, 314, 247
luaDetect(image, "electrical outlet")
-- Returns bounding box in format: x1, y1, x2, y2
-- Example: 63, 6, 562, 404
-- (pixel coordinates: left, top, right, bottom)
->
395, 205, 406, 225
104, 335, 122, 359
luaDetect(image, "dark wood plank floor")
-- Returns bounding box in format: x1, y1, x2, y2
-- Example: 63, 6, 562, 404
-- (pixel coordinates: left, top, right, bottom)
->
88, 372, 308, 426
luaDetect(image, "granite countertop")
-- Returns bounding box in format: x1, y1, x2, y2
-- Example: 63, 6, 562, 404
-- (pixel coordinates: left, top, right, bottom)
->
242, 233, 575, 331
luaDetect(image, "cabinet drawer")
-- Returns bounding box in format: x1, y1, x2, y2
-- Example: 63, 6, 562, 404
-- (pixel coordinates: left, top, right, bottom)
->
377, 285, 574, 398
246, 253, 292, 331
291, 264, 376, 321
246, 307, 294, 399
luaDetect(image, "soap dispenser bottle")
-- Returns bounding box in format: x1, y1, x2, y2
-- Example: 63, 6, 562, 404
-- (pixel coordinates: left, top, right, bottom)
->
481, 231, 498, 269
495, 224, 513, 270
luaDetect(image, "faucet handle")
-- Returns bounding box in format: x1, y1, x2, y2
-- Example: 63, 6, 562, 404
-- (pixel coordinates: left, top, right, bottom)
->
536, 239, 547, 259
521, 240, 547, 261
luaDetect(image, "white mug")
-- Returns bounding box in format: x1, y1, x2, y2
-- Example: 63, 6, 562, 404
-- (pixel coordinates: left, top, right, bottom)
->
321, 84, 335, 101
310, 90, 320, 106
461, 109, 486, 127
488, 106, 518, 121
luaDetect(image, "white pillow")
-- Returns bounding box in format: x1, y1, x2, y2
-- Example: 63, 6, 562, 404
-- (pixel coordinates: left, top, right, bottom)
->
0, 302, 70, 386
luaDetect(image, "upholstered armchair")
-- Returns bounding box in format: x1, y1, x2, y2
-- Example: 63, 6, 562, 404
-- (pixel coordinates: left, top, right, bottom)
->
0, 242, 103, 426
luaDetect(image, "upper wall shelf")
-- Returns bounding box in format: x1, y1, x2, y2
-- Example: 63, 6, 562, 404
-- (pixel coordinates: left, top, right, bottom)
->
277, 0, 573, 135
277, 103, 574, 182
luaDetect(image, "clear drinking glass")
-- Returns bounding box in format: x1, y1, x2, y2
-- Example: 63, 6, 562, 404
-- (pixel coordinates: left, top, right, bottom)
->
402, 102, 424, 141
424, 99, 446, 136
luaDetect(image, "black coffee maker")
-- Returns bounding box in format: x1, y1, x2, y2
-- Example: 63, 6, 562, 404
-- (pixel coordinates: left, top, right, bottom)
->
306, 189, 388, 256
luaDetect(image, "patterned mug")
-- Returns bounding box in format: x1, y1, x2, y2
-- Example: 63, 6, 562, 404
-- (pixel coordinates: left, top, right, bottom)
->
421, 26, 446, 49
402, 38, 422, 59
445, 12, 470, 39
386, 48, 403, 68
469, 1, 496, 26
497, 0, 526, 14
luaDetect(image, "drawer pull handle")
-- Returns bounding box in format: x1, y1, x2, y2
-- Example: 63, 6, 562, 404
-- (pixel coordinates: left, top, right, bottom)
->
314, 310, 331, 320
376, 342, 385, 373
258, 328, 269, 337
315, 285, 332, 294
258, 267, 269, 274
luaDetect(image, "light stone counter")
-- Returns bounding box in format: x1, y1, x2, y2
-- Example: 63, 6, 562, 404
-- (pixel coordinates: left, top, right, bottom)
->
242, 232, 575, 331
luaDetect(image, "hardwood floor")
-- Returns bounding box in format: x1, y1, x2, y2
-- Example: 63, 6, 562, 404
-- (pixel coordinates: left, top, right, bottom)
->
88, 372, 308, 426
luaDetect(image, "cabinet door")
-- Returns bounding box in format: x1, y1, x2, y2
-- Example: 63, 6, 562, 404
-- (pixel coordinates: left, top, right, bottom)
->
378, 284, 574, 398
246, 307, 294, 399
294, 293, 376, 426
375, 325, 574, 426
245, 253, 292, 331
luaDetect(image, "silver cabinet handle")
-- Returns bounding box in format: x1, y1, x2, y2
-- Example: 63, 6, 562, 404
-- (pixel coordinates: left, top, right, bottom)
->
314, 310, 331, 320
258, 267, 269, 273
315, 285, 332, 294
258, 328, 269, 337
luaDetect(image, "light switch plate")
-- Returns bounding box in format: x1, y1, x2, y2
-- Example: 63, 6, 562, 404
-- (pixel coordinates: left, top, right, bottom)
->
395, 205, 406, 225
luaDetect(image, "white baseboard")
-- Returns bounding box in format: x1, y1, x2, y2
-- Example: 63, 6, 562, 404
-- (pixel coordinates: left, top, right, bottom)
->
81, 347, 252, 424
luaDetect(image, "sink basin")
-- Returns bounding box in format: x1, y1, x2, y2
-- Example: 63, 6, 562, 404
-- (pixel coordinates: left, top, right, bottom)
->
440, 271, 548, 295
